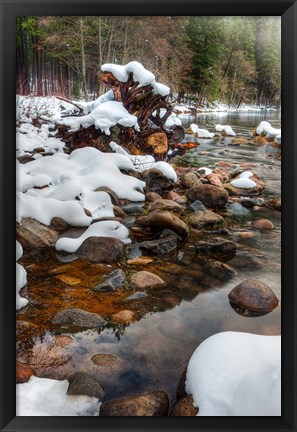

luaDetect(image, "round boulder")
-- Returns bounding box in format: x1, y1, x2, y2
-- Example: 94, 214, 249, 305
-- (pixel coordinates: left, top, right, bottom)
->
130, 271, 164, 289
67, 372, 105, 400
186, 184, 229, 209
228, 279, 279, 312
76, 236, 125, 263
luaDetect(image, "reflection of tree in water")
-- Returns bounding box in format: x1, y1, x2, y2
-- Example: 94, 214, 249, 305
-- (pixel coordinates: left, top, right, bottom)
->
105, 322, 128, 341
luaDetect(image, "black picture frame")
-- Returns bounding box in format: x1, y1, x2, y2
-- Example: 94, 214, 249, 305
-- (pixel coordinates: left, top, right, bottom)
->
1, 0, 296, 431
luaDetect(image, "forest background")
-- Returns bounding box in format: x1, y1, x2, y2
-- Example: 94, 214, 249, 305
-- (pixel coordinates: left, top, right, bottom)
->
16, 16, 281, 108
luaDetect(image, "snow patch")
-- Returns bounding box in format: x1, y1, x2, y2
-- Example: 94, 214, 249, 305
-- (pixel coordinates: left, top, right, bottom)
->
230, 178, 257, 189
16, 376, 100, 416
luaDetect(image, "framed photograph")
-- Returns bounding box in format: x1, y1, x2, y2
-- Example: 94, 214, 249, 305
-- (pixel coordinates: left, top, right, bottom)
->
1, 0, 296, 431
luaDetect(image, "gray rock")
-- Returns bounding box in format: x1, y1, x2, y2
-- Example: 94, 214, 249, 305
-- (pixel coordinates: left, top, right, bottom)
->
99, 391, 169, 416
67, 372, 105, 400
52, 308, 106, 328
188, 200, 207, 212
126, 291, 148, 300
93, 269, 126, 292
122, 203, 144, 215
140, 235, 180, 255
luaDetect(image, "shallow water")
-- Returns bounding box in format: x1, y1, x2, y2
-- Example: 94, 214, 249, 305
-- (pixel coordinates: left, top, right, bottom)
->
17, 111, 281, 408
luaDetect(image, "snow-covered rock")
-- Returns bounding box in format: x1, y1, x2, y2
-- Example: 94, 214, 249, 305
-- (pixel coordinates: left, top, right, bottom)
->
256, 121, 281, 139
188, 124, 214, 139
16, 376, 100, 416
55, 220, 131, 253
215, 124, 236, 137
230, 178, 257, 189
186, 331, 281, 416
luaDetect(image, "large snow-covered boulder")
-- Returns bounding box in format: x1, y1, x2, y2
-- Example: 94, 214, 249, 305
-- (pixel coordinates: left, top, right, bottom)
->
186, 331, 281, 416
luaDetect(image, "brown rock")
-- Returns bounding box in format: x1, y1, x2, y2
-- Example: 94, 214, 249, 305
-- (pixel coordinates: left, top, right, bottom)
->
176, 367, 187, 400
145, 192, 162, 202
166, 191, 188, 204
112, 310, 136, 323
252, 136, 268, 145
113, 206, 127, 218
50, 217, 70, 231
170, 395, 198, 416
231, 138, 249, 145
91, 353, 118, 367
195, 237, 236, 255
76, 236, 125, 263
130, 271, 164, 289
268, 197, 281, 211
186, 184, 229, 209
16, 218, 59, 251
142, 169, 174, 194
253, 219, 275, 230
146, 210, 189, 239
205, 174, 223, 188
99, 391, 169, 416
146, 132, 168, 155
228, 279, 279, 312
149, 199, 182, 214
16, 361, 35, 383
188, 210, 225, 229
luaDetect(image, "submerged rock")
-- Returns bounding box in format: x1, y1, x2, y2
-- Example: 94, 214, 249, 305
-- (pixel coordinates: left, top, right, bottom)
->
130, 271, 165, 289
188, 210, 225, 229
186, 184, 228, 209
170, 395, 198, 416
112, 310, 135, 323
204, 260, 237, 279
195, 237, 236, 255
67, 372, 105, 400
228, 279, 279, 312
99, 391, 169, 416
76, 236, 125, 263
16, 218, 59, 250
52, 308, 106, 328
91, 353, 118, 367
253, 219, 275, 230
93, 269, 126, 292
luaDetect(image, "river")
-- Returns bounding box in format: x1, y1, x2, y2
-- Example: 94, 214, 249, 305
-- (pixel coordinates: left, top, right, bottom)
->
17, 111, 281, 408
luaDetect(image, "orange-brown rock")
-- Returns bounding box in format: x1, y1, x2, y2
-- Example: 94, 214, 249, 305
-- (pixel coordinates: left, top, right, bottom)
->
112, 310, 136, 323
252, 136, 267, 145
170, 395, 198, 416
146, 133, 168, 155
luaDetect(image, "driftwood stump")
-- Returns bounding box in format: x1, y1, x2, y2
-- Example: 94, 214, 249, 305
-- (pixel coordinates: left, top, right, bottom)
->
56, 70, 184, 160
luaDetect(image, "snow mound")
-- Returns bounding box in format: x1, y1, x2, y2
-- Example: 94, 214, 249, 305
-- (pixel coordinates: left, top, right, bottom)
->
215, 124, 236, 136
16, 376, 100, 416
186, 331, 281, 416
109, 141, 177, 182
239, 171, 254, 179
16, 95, 79, 122
101, 61, 170, 96
256, 121, 281, 139
230, 178, 257, 189
189, 124, 214, 139
58, 101, 139, 135
55, 220, 131, 253
16, 122, 64, 154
